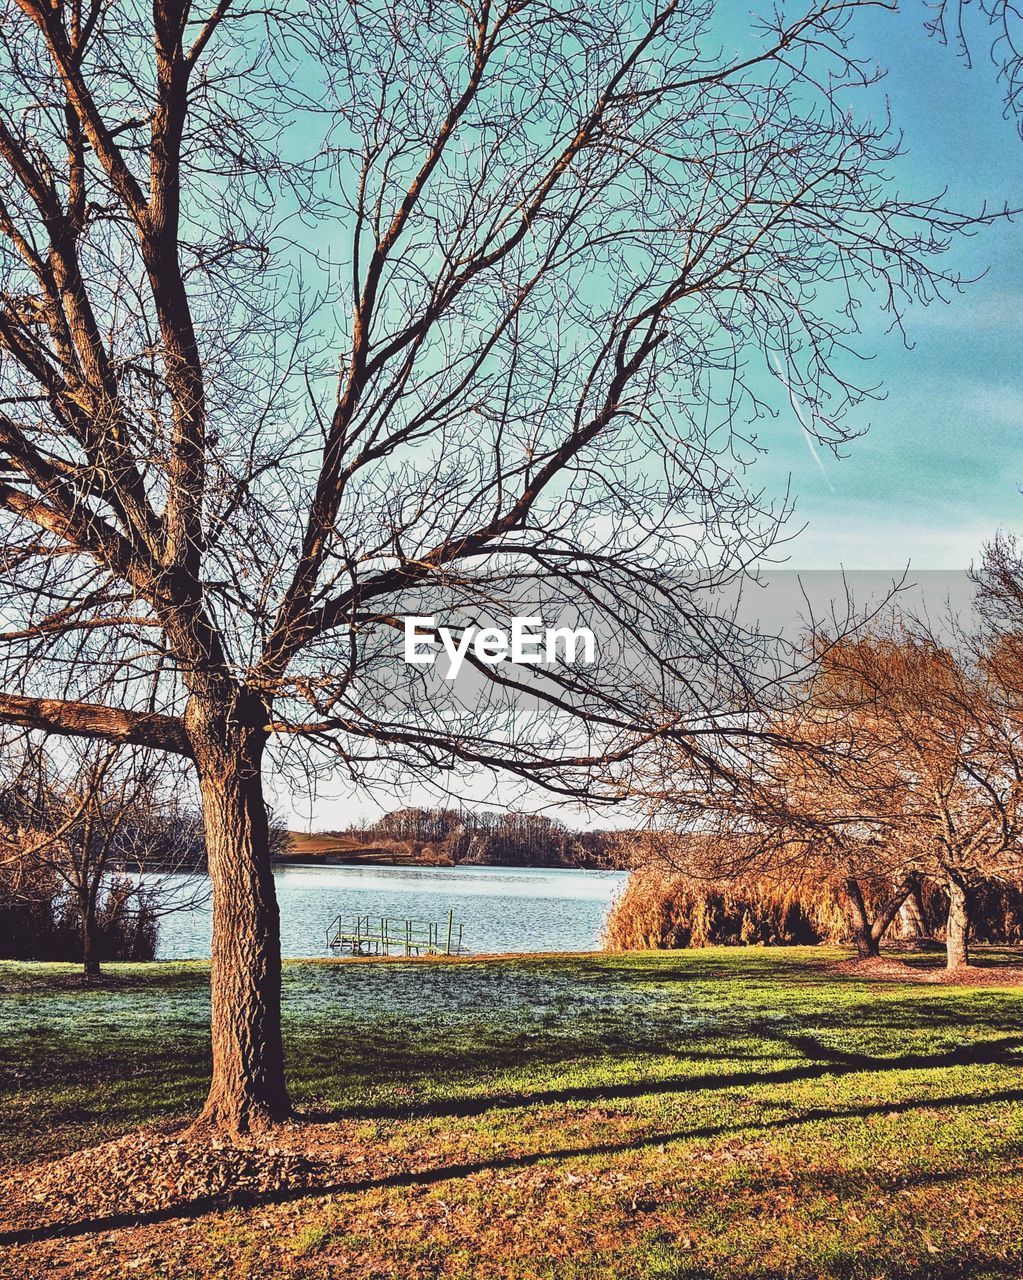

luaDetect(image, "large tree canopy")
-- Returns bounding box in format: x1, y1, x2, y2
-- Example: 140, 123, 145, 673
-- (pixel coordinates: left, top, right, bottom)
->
0, 0, 975, 1128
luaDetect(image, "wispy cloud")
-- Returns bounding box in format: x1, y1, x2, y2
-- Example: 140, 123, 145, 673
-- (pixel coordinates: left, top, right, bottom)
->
913, 290, 1023, 334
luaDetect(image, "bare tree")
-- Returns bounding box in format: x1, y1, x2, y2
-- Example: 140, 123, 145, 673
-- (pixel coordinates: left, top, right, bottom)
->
0, 739, 204, 975
779, 625, 1023, 967
769, 638, 922, 957
0, 0, 974, 1129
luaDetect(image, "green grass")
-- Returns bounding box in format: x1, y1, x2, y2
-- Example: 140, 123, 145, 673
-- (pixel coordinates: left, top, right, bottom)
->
3, 947, 1023, 1277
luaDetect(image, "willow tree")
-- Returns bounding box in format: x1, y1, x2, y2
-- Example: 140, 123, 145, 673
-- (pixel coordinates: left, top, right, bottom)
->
778, 626, 1023, 967
761, 638, 924, 959
0, 0, 969, 1130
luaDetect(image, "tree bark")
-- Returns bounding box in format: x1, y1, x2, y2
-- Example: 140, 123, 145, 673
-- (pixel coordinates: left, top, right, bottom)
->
899, 881, 929, 941
843, 875, 915, 958
946, 875, 971, 970
843, 877, 880, 958
187, 691, 290, 1132
80, 892, 99, 978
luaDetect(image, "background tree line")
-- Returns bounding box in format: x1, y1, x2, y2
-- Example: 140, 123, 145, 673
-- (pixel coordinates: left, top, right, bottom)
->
338, 809, 621, 868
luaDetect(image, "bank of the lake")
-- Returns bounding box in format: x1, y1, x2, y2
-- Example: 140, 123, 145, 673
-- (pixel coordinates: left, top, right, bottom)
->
153, 862, 628, 959
3, 947, 1023, 1278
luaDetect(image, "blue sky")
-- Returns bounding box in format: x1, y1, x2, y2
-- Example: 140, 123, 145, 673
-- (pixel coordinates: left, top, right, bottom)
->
744, 4, 1023, 572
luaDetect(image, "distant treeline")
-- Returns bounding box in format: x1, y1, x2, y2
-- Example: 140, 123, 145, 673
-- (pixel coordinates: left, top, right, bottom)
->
335, 808, 624, 868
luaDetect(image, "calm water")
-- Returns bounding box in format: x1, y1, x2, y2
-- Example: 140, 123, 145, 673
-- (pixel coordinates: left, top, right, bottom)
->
153, 863, 628, 959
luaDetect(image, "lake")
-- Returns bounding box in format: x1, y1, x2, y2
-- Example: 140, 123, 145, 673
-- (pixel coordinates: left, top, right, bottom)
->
152, 863, 629, 959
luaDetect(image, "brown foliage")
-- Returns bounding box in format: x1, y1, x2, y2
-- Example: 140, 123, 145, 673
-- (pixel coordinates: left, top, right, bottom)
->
603, 863, 1023, 953
602, 867, 848, 951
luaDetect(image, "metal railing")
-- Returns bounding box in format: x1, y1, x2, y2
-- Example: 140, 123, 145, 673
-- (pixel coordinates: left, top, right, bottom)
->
325, 910, 466, 956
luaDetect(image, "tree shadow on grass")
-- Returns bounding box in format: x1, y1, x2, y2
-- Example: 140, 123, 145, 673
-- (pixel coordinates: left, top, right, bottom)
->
7, 960, 1021, 1169
309, 1032, 1023, 1123
4, 1071, 1023, 1249
287, 979, 1023, 1106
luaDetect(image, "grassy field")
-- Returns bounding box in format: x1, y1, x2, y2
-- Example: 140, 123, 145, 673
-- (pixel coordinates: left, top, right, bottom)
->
2, 948, 1023, 1278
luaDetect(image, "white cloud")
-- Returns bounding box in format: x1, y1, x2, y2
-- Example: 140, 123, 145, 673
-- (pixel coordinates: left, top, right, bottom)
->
772, 511, 1001, 571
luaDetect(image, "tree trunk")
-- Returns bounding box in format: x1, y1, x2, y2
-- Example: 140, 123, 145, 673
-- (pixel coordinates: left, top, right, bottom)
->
80, 892, 99, 979
899, 882, 929, 941
187, 692, 290, 1133
843, 876, 916, 958
843, 878, 880, 958
946, 875, 971, 970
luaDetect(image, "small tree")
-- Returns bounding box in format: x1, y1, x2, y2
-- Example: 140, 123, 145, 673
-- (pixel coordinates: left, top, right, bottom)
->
0, 739, 204, 975
767, 639, 924, 957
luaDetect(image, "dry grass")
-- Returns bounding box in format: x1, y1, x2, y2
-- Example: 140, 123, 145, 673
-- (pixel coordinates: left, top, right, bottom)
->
602, 868, 848, 951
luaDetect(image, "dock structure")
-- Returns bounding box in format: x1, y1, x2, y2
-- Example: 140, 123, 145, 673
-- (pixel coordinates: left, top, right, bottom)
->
325, 910, 466, 957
